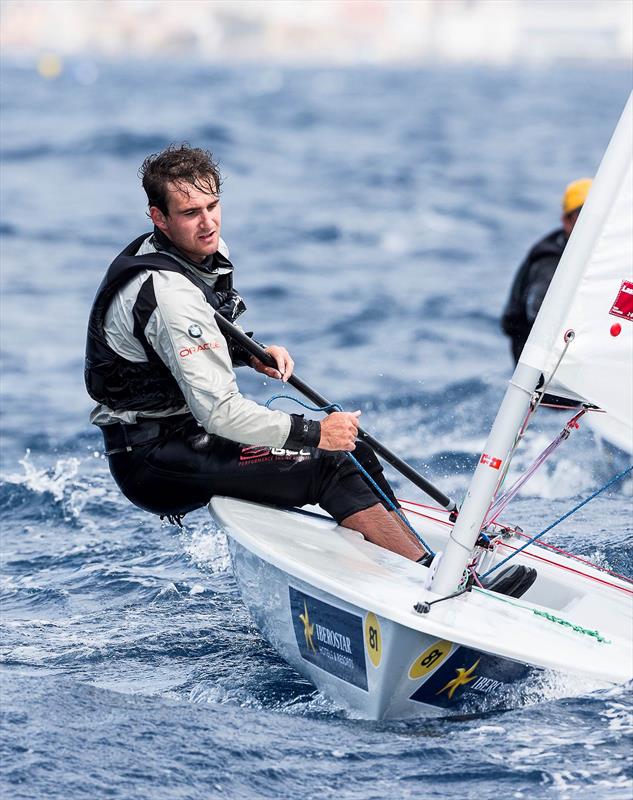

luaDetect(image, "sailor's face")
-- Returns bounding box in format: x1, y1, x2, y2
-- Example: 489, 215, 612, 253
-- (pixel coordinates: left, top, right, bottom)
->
150, 180, 222, 262
562, 207, 581, 238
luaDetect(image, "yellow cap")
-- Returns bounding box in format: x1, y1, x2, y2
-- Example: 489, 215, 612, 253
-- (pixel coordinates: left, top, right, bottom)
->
562, 178, 592, 215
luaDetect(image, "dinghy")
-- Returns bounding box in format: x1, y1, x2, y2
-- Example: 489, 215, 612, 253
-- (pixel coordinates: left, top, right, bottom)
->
210, 94, 633, 719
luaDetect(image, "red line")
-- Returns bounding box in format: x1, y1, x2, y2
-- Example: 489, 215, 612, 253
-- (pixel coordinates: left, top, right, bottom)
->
398, 498, 451, 513
399, 498, 633, 595
402, 507, 453, 528
497, 541, 633, 595
508, 529, 633, 584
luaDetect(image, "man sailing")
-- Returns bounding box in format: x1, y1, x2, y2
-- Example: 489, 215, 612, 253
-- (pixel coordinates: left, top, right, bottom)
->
85, 144, 430, 563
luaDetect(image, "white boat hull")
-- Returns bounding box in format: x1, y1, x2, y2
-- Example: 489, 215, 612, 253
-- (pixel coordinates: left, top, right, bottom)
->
229, 534, 531, 718
211, 497, 633, 720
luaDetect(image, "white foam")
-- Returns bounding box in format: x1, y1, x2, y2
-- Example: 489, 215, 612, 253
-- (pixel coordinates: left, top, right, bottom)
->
5, 449, 80, 502
181, 522, 231, 574
2, 449, 120, 523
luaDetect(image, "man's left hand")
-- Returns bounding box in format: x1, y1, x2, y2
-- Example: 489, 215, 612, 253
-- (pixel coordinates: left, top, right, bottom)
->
251, 345, 294, 382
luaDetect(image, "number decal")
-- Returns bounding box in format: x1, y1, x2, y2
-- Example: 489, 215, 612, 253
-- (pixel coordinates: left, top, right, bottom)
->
364, 612, 382, 668
408, 640, 452, 679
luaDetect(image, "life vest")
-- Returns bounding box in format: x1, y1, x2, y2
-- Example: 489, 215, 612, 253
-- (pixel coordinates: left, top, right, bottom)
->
85, 233, 246, 412
501, 228, 566, 340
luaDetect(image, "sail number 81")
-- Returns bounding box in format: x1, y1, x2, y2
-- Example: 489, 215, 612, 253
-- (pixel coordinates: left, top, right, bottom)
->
364, 612, 382, 667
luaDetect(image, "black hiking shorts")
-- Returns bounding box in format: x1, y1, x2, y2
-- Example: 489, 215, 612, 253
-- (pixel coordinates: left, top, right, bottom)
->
101, 414, 400, 521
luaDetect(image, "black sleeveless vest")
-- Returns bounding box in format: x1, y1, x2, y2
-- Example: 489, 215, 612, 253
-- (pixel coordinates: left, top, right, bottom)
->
85, 233, 246, 413
501, 228, 566, 337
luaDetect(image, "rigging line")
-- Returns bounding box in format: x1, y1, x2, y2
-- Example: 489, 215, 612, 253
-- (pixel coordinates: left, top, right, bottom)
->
484, 408, 587, 527
472, 588, 611, 643
398, 498, 453, 514
265, 394, 435, 555
400, 504, 633, 590
493, 404, 534, 504
416, 566, 615, 636
493, 334, 576, 501
532, 330, 575, 417
345, 451, 435, 555
494, 540, 633, 595
265, 393, 341, 415
480, 464, 633, 579
401, 506, 453, 528
506, 528, 633, 586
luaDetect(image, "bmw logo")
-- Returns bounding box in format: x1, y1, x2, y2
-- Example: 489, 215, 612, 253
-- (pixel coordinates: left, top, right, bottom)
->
188, 324, 202, 338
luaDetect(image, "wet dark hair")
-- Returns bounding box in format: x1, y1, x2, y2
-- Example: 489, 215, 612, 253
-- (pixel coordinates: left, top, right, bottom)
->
139, 143, 222, 216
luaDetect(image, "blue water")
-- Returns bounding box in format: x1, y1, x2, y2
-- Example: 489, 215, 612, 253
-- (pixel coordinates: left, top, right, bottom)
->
1, 59, 632, 799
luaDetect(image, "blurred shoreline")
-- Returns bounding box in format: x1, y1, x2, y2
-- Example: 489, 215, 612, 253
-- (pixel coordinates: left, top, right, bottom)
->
2, 0, 632, 66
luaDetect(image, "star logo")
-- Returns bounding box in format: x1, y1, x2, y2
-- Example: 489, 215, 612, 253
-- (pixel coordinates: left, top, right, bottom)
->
299, 600, 316, 653
437, 659, 480, 699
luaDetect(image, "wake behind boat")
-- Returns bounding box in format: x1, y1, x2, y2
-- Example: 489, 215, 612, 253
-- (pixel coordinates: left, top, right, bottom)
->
209, 94, 633, 719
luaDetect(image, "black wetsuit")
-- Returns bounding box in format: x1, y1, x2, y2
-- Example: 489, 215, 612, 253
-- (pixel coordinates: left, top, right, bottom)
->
501, 228, 567, 363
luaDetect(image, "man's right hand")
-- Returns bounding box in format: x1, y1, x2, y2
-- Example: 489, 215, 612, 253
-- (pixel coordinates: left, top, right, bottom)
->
318, 411, 361, 451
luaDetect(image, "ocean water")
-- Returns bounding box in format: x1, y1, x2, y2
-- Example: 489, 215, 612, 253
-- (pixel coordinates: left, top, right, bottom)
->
1, 59, 632, 799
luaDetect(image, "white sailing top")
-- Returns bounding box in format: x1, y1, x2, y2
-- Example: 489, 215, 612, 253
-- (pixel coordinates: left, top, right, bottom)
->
90, 235, 292, 448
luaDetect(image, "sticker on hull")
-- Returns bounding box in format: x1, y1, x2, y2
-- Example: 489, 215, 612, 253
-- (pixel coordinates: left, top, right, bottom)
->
409, 645, 530, 708
289, 587, 368, 691
408, 640, 453, 679
364, 612, 382, 668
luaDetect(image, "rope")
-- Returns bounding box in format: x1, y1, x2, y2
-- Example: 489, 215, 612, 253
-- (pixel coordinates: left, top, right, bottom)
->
408, 509, 633, 591
265, 394, 341, 415
473, 587, 611, 643
531, 331, 575, 416
399, 500, 633, 592
265, 393, 435, 555
480, 464, 633, 579
416, 572, 611, 643
494, 540, 633, 595
484, 408, 586, 527
506, 527, 633, 586
493, 334, 575, 500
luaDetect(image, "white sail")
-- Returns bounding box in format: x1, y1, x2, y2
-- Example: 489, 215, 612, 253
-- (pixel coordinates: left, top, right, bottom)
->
522, 93, 633, 447
432, 94, 633, 594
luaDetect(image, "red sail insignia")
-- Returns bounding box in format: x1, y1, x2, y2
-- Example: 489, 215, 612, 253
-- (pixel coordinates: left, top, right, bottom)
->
609, 280, 633, 321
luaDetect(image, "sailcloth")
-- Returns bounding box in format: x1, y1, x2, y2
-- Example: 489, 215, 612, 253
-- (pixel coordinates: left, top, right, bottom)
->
521, 94, 633, 443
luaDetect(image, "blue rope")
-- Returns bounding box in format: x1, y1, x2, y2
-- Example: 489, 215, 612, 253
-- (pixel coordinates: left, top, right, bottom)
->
480, 464, 633, 579
264, 394, 340, 414
265, 393, 435, 555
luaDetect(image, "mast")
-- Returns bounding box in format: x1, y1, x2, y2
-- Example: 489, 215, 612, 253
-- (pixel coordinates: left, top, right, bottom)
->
431, 93, 633, 596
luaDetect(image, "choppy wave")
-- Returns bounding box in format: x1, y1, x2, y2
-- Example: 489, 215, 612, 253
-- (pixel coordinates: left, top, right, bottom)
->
1, 59, 632, 800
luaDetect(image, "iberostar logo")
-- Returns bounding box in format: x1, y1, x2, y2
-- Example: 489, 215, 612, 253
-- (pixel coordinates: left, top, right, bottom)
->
437, 659, 480, 699
299, 601, 316, 653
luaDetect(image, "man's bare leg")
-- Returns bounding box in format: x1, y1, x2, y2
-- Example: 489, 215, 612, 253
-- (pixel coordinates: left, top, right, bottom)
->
340, 503, 428, 561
